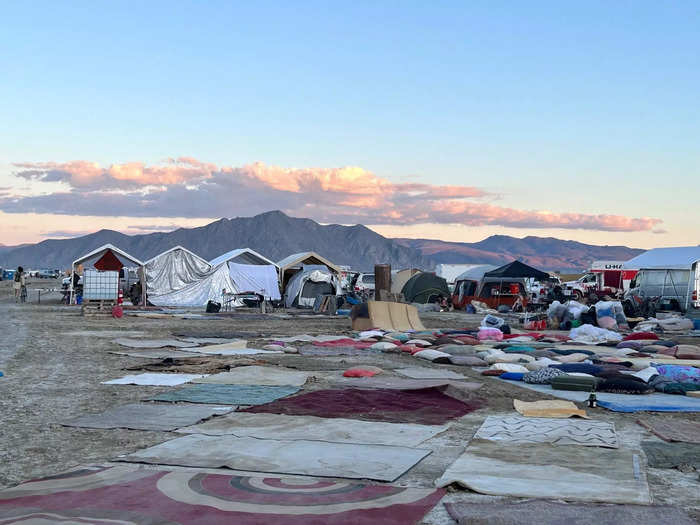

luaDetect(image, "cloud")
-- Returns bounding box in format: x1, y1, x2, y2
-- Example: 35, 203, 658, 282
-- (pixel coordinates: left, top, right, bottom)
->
42, 230, 94, 238
126, 224, 186, 232
4, 159, 662, 233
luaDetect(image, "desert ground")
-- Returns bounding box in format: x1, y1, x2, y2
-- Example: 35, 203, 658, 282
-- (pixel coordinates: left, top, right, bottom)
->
0, 277, 698, 523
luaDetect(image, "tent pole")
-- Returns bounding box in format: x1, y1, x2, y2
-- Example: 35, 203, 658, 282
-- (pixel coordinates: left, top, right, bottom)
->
69, 265, 74, 305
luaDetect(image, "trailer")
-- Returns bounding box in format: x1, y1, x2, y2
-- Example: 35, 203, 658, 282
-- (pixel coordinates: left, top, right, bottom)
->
563, 260, 637, 300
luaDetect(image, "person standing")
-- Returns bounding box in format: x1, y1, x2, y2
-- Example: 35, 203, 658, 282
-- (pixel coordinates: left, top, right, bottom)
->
14, 266, 25, 303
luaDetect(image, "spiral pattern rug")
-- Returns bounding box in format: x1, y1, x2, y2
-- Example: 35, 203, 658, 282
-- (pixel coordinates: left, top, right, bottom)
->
0, 465, 444, 524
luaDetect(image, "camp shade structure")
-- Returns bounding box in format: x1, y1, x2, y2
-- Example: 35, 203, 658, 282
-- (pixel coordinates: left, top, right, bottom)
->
622, 246, 700, 312
145, 246, 212, 300
483, 260, 551, 280
69, 244, 145, 305
144, 263, 237, 307
401, 272, 449, 304
283, 264, 341, 308
209, 248, 279, 268
277, 251, 341, 291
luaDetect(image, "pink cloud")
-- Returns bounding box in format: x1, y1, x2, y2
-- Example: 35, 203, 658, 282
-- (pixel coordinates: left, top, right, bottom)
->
6, 158, 662, 233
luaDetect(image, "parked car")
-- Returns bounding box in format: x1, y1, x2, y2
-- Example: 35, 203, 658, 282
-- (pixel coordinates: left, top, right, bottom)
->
37, 269, 60, 279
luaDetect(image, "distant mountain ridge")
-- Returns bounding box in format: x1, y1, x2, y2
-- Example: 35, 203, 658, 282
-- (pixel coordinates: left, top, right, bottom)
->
0, 211, 432, 271
395, 236, 644, 271
0, 211, 644, 271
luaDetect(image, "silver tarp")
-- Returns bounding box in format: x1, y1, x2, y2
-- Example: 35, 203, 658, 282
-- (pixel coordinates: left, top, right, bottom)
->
145, 247, 212, 297
148, 263, 237, 307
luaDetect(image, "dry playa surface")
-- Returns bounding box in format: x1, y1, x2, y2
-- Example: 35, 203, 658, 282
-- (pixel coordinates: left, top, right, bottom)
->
0, 284, 698, 523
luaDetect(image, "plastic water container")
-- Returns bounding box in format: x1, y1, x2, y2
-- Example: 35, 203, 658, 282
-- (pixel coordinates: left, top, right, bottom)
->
76, 295, 82, 305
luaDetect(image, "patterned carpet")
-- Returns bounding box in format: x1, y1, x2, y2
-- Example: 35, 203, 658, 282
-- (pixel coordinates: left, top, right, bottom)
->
473, 415, 619, 448
0, 465, 444, 524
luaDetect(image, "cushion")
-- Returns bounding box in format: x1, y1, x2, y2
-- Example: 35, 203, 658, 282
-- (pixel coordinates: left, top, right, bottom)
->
524, 367, 566, 384
499, 372, 525, 381
448, 355, 488, 366
624, 332, 659, 341
343, 366, 383, 378
597, 377, 655, 394
551, 375, 600, 391
549, 363, 604, 376
675, 345, 700, 360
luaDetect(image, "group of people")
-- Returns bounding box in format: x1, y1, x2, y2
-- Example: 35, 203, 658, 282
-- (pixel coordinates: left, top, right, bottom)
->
13, 266, 27, 303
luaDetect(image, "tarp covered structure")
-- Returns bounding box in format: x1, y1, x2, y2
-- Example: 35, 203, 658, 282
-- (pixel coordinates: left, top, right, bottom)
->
484, 260, 550, 280
278, 252, 341, 291
70, 244, 145, 304
401, 272, 449, 304
283, 264, 340, 308
623, 246, 700, 270
145, 246, 212, 300
146, 263, 236, 307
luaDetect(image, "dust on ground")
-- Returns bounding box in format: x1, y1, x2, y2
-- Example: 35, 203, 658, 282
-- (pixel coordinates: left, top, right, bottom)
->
0, 279, 698, 523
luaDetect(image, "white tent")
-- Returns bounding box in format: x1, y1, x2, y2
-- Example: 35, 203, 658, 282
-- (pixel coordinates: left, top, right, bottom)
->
283, 264, 340, 308
623, 246, 700, 270
69, 244, 145, 305
454, 264, 499, 282
210, 248, 278, 268
145, 246, 212, 299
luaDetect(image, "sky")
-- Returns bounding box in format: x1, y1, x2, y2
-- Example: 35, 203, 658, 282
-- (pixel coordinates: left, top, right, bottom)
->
1, 1, 698, 248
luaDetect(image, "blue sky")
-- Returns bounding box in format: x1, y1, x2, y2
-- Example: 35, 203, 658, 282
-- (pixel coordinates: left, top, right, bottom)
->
1, 1, 698, 246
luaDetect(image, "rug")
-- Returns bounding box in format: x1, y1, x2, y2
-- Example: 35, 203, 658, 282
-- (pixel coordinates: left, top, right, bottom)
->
108, 349, 202, 359
62, 403, 232, 431
474, 415, 618, 448
329, 375, 481, 390
513, 399, 589, 418
243, 387, 484, 425
641, 441, 700, 469
102, 373, 207, 386
444, 501, 696, 525
436, 440, 651, 504
394, 368, 466, 380
504, 379, 700, 412
636, 418, 700, 443
0, 464, 444, 524
192, 366, 309, 387
113, 338, 199, 349
150, 384, 299, 405
119, 434, 431, 482
176, 413, 448, 447
299, 345, 380, 357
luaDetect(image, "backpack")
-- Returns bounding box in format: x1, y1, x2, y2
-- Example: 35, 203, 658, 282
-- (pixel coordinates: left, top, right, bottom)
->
14, 271, 21, 282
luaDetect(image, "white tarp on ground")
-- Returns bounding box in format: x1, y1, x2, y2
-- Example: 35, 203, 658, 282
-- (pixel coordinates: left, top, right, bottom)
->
228, 263, 281, 300
623, 246, 700, 270
145, 247, 212, 299
148, 263, 238, 307
284, 264, 340, 308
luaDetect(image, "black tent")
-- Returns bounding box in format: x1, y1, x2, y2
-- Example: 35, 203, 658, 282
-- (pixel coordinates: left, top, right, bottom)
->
401, 272, 449, 303
484, 260, 550, 280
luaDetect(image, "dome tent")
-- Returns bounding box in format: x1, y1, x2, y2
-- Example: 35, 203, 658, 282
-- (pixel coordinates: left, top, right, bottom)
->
401, 272, 449, 304
283, 264, 340, 308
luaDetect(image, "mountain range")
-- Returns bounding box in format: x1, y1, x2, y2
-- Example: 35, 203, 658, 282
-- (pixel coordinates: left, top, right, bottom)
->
0, 211, 644, 272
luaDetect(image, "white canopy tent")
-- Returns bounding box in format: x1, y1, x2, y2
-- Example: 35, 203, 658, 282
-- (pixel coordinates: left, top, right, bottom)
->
623, 246, 700, 270
210, 248, 278, 268
623, 246, 700, 312
454, 264, 499, 282
146, 263, 237, 307
69, 244, 145, 305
